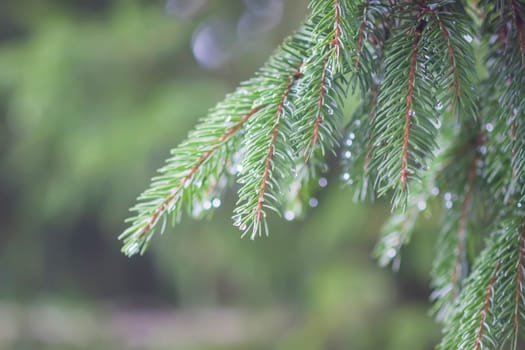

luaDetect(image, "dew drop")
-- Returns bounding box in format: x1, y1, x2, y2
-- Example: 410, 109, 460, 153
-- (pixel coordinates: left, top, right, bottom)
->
349, 132, 356, 140
342, 173, 351, 181
319, 177, 328, 187
417, 200, 427, 211
127, 243, 140, 256
346, 139, 353, 146
463, 34, 473, 43
387, 248, 397, 258
485, 123, 494, 132
435, 101, 444, 111
203, 201, 212, 210
309, 198, 319, 207
344, 151, 352, 159
284, 210, 295, 221
431, 187, 439, 196
518, 202, 523, 208
445, 200, 453, 209
212, 198, 221, 208
444, 192, 452, 201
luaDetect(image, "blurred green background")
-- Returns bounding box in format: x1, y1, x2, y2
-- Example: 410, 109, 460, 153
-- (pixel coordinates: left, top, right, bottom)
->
0, 0, 439, 349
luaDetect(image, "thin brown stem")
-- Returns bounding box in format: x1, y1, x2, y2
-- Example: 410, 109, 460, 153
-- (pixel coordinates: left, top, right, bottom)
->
432, 12, 461, 98
513, 224, 525, 344
306, 57, 329, 161
354, 0, 370, 67
363, 84, 379, 175
474, 261, 502, 350
255, 65, 303, 222
511, 107, 518, 181
332, 0, 342, 58
400, 20, 426, 189
512, 0, 525, 64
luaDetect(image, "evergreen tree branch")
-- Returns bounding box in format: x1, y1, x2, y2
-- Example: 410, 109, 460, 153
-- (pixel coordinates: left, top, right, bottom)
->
428, 3, 478, 117
512, 0, 525, 65
431, 127, 484, 323
233, 42, 306, 238
439, 217, 525, 349
252, 63, 302, 236
118, 3, 525, 345
121, 27, 312, 254
119, 94, 264, 256
512, 226, 525, 348
352, 0, 389, 93
399, 20, 424, 191
294, 0, 355, 166
371, 2, 439, 207
482, 0, 525, 207
439, 233, 501, 349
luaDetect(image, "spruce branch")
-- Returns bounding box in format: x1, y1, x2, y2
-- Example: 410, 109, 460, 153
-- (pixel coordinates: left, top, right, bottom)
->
233, 33, 308, 239
119, 94, 263, 256
293, 1, 355, 168
120, 28, 312, 254
427, 2, 478, 117
439, 217, 525, 349
371, 2, 439, 207
373, 124, 454, 269
431, 128, 484, 323
482, 0, 525, 207
474, 260, 501, 350
511, 0, 525, 65
119, 1, 525, 345
439, 236, 501, 349
352, 0, 389, 93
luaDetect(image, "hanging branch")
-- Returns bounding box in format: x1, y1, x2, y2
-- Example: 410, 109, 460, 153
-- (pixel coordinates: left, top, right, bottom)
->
119, 0, 525, 345
474, 260, 501, 350
431, 128, 484, 323
439, 217, 525, 349
293, 1, 355, 169
120, 28, 312, 254
233, 34, 309, 239
427, 2, 478, 118
341, 0, 388, 201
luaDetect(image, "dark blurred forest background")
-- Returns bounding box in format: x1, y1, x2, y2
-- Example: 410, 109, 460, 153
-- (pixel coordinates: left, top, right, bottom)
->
0, 0, 440, 349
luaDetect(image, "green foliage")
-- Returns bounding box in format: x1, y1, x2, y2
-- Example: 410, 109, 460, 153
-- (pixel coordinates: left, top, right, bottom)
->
1, 1, 440, 349
120, 0, 525, 348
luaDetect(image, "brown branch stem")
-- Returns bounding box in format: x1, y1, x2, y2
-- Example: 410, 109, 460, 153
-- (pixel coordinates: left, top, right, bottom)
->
512, 0, 525, 64
400, 20, 426, 189
255, 65, 303, 222
354, 0, 370, 67
474, 261, 501, 350
432, 12, 461, 98
513, 223, 525, 344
